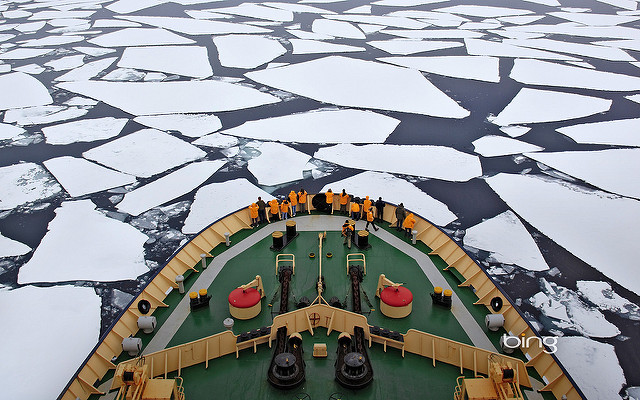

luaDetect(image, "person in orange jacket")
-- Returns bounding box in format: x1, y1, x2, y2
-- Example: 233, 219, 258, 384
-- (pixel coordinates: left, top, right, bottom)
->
298, 189, 307, 213
280, 199, 290, 220
339, 189, 350, 215
363, 196, 372, 214
268, 198, 280, 221
350, 201, 360, 221
288, 190, 298, 217
403, 212, 416, 238
325, 189, 333, 213
365, 207, 378, 232
248, 202, 259, 228
341, 219, 354, 248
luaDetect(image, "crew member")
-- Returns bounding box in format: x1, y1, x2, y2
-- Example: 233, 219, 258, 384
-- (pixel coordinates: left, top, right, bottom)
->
375, 197, 385, 222
339, 189, 350, 215
298, 189, 307, 213
342, 219, 354, 248
288, 190, 297, 217
248, 202, 259, 228
350, 200, 360, 221
257, 197, 267, 224
281, 199, 290, 220
363, 196, 372, 215
403, 212, 416, 238
325, 189, 334, 213
269, 198, 280, 221
365, 207, 378, 232
395, 203, 406, 231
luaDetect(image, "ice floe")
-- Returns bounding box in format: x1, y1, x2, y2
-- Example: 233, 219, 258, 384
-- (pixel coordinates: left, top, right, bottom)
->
134, 114, 222, 137
83, 129, 206, 178
247, 142, 311, 186
555, 336, 626, 400
192, 133, 238, 148
213, 34, 286, 68
118, 45, 213, 78
485, 173, 640, 295
525, 149, 640, 199
496, 15, 545, 25
529, 280, 620, 338
117, 15, 271, 34
0, 122, 24, 140
286, 28, 332, 40
245, 56, 470, 118
463, 210, 548, 271
472, 135, 543, 157
367, 39, 463, 55
577, 280, 640, 320
499, 126, 531, 138
88, 28, 195, 47
549, 11, 640, 26
345, 5, 371, 13
433, 5, 533, 18
107, 0, 170, 14
0, 48, 52, 60
18, 200, 149, 283
43, 156, 136, 197
262, 2, 335, 14
182, 178, 273, 234
372, 0, 449, 5
505, 37, 634, 61
0, 233, 30, 257
323, 14, 428, 29
220, 109, 398, 144
0, 162, 62, 211
381, 29, 483, 39
15, 21, 46, 33
93, 19, 141, 28
55, 57, 117, 81
210, 3, 293, 21
0, 285, 100, 400
0, 72, 51, 110
11, 63, 45, 74
556, 118, 640, 147
58, 79, 280, 115
314, 144, 481, 182
73, 46, 117, 57
464, 38, 578, 61
101, 67, 145, 81
489, 88, 611, 126
378, 55, 499, 83
290, 39, 365, 54
4, 105, 88, 126
44, 54, 86, 71
21, 34, 84, 47
312, 18, 365, 39
42, 116, 128, 145
29, 10, 97, 20
503, 23, 640, 40
323, 171, 457, 225
511, 59, 640, 91
117, 160, 225, 216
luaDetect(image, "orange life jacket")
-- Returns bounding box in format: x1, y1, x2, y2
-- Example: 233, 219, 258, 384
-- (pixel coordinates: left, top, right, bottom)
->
351, 203, 360, 213
326, 191, 333, 203
249, 203, 258, 218
403, 213, 416, 229
280, 201, 289, 213
298, 191, 307, 204
289, 191, 297, 206
340, 193, 349, 205
269, 199, 279, 214
367, 210, 374, 222
363, 197, 371, 211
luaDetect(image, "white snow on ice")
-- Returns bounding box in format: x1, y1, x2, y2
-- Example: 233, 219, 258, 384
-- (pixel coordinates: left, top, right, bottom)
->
463, 210, 549, 271
433, 5, 534, 18
499, 126, 531, 138
577, 281, 640, 320
88, 28, 195, 47
0, 123, 25, 140
18, 200, 149, 283
312, 18, 365, 39
117, 15, 272, 34
290, 38, 365, 54
247, 142, 311, 186
549, 11, 640, 26
380, 29, 483, 39
485, 173, 640, 295
325, 171, 456, 225
464, 38, 579, 61
0, 285, 101, 400
192, 133, 239, 148
378, 55, 500, 83
0, 72, 52, 110
42, 117, 128, 145
55, 57, 117, 81
44, 54, 86, 71
525, 149, 640, 200
220, 109, 399, 144
134, 114, 222, 137
0, 162, 62, 211
43, 156, 136, 197
0, 233, 30, 257
118, 45, 213, 78
182, 178, 273, 234
245, 55, 470, 118
556, 118, 640, 147
490, 88, 612, 126
504, 37, 634, 61
472, 135, 543, 157
213, 34, 286, 68
367, 39, 463, 55
323, 14, 428, 29
211, 3, 294, 21
314, 144, 481, 182
4, 105, 88, 126
83, 129, 206, 178
117, 160, 226, 216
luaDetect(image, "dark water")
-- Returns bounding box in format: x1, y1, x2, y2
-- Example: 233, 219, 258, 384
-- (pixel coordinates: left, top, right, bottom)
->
1, 0, 640, 394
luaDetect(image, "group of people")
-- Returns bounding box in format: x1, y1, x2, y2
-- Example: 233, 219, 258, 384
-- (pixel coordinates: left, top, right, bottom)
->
248, 189, 308, 227
249, 189, 417, 240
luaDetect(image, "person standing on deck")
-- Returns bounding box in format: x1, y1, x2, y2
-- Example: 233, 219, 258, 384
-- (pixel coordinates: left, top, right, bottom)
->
269, 198, 280, 221
288, 190, 297, 217
375, 197, 385, 222
342, 219, 354, 249
298, 189, 307, 213
403, 212, 416, 238
281, 199, 290, 220
350, 201, 360, 221
365, 207, 379, 232
257, 197, 267, 225
395, 203, 406, 231
325, 189, 334, 213
363, 196, 372, 216
339, 189, 349, 215
248, 202, 259, 228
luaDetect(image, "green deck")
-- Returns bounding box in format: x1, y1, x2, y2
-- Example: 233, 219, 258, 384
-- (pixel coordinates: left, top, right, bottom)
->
92, 217, 555, 400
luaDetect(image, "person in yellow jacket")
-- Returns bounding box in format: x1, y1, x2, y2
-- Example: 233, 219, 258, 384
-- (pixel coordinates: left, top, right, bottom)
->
341, 219, 354, 248
288, 190, 298, 217
350, 201, 360, 221
280, 199, 290, 220
298, 189, 307, 213
325, 189, 334, 213
268, 198, 280, 221
365, 207, 379, 232
339, 189, 350, 215
403, 212, 416, 238
363, 196, 372, 214
248, 202, 259, 228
